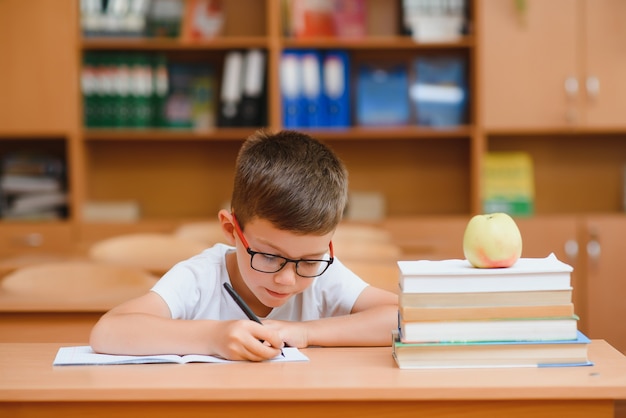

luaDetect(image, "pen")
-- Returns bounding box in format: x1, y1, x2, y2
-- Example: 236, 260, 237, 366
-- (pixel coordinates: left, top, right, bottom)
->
223, 282, 285, 357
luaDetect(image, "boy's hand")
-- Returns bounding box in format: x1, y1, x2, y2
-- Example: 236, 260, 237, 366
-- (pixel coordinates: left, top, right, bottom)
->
213, 320, 284, 361
262, 319, 308, 349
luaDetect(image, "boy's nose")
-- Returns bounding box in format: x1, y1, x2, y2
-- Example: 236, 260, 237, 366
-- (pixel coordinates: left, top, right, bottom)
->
273, 263, 298, 285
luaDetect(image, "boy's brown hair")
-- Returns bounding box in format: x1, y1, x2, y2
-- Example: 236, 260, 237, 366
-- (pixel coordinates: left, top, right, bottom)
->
231, 129, 348, 234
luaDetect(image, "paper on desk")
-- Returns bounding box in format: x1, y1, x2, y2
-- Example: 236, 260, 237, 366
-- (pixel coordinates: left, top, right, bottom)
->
53, 345, 309, 366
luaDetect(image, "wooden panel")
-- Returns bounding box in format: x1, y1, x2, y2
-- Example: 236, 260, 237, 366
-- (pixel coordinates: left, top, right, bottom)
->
0, 313, 100, 343
84, 141, 241, 219
0, 0, 79, 133
330, 139, 471, 216
479, 0, 580, 129
583, 215, 626, 354
583, 0, 626, 128
381, 215, 468, 260
0, 224, 75, 258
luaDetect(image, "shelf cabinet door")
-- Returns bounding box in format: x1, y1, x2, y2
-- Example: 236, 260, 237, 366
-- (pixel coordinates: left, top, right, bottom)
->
583, 0, 626, 128
514, 216, 585, 326
479, 0, 580, 129
0, 0, 79, 133
583, 215, 626, 354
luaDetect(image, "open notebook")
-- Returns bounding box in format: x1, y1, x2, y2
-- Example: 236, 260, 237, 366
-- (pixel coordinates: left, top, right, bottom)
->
53, 345, 309, 365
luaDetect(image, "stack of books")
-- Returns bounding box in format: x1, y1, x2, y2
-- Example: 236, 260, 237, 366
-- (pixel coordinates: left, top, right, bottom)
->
0, 152, 67, 220
393, 253, 592, 369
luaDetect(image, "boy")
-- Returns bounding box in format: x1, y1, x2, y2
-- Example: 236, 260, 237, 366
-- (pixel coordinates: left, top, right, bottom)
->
90, 129, 399, 361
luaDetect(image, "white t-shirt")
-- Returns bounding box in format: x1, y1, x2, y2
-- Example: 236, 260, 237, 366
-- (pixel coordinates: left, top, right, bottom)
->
151, 243, 369, 321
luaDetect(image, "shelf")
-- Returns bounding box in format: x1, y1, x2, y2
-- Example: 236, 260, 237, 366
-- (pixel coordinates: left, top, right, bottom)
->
82, 126, 475, 142
281, 35, 475, 50
82, 36, 270, 51
83, 128, 257, 141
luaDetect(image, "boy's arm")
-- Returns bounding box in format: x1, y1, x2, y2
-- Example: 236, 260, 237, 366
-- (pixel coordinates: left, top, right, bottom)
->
89, 291, 283, 361
265, 286, 399, 347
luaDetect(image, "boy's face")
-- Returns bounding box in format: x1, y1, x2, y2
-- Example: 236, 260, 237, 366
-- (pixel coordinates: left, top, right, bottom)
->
232, 217, 334, 311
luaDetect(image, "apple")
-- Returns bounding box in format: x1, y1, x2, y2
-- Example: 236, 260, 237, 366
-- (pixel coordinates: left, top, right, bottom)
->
463, 213, 522, 268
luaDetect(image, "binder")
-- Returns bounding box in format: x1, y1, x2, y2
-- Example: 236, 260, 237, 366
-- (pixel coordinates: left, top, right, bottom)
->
218, 50, 244, 126
280, 49, 305, 128
355, 63, 410, 126
322, 50, 350, 128
300, 50, 326, 128
239, 49, 266, 127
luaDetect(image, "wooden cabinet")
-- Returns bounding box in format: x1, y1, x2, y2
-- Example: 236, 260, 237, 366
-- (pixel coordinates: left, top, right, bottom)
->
478, 0, 626, 355
580, 215, 626, 353
0, 1, 79, 133
479, 0, 626, 130
0, 0, 80, 252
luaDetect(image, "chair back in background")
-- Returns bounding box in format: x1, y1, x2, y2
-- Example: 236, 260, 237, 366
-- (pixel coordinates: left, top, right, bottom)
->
173, 221, 227, 246
88, 233, 207, 276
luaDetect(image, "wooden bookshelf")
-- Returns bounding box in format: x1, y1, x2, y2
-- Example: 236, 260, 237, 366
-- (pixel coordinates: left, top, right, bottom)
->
2, 0, 626, 356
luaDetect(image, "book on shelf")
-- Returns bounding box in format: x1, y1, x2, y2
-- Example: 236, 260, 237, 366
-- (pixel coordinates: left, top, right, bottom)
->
482, 151, 535, 216
53, 345, 309, 366
355, 63, 410, 126
399, 315, 579, 344
410, 55, 468, 127
166, 61, 216, 129
0, 174, 62, 194
400, 288, 574, 308
4, 191, 67, 215
286, 0, 367, 39
181, 0, 224, 41
392, 329, 592, 369
400, 303, 575, 322
397, 253, 573, 293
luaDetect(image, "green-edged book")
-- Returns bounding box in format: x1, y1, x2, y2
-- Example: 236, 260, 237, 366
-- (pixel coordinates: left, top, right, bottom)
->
392, 329, 592, 369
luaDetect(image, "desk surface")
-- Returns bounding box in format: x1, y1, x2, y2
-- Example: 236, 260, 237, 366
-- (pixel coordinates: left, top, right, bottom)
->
2, 340, 626, 403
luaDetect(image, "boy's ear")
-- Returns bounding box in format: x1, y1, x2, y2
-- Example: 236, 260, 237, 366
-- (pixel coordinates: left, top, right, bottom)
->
218, 209, 236, 245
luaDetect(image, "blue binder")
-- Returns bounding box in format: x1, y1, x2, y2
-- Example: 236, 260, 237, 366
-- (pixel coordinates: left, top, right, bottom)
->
280, 49, 305, 128
300, 50, 327, 128
322, 50, 350, 128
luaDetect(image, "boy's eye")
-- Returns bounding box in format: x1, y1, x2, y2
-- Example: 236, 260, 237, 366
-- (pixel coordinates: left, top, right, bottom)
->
301, 260, 321, 267
261, 253, 280, 263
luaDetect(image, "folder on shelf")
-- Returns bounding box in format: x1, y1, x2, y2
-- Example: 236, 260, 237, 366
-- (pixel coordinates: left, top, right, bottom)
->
410, 55, 468, 127
355, 63, 410, 126
218, 50, 244, 127
323, 50, 350, 128
300, 50, 326, 128
280, 49, 305, 128
239, 49, 267, 127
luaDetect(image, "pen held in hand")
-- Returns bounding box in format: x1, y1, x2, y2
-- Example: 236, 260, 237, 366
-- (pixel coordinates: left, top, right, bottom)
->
223, 282, 285, 357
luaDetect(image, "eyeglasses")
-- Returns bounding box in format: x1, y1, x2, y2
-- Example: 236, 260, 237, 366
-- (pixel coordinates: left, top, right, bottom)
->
232, 214, 334, 278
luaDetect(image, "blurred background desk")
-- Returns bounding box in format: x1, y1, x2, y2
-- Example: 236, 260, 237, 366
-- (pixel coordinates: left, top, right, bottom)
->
0, 261, 156, 342
1, 341, 626, 417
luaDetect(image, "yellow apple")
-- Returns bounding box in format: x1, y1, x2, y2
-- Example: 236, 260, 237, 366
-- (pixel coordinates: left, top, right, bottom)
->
463, 213, 522, 268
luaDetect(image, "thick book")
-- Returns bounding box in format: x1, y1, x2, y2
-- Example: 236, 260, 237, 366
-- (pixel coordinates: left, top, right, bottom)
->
392, 330, 592, 369
400, 288, 573, 308
400, 303, 575, 322
399, 316, 579, 344
397, 253, 573, 293
53, 345, 309, 366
